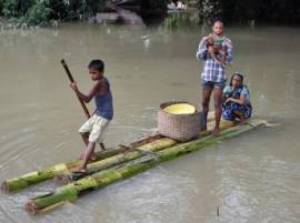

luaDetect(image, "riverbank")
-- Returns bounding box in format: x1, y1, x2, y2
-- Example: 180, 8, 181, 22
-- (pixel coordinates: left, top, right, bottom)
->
1, 0, 299, 30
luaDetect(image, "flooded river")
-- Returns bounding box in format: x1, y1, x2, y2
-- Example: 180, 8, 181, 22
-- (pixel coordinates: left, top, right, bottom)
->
0, 23, 299, 223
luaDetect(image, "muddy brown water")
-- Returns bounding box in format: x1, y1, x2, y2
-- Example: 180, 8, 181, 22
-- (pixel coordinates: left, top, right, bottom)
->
0, 23, 299, 223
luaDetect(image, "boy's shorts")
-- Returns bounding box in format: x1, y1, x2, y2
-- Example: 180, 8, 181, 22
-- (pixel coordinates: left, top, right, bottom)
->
78, 114, 110, 143
202, 80, 226, 90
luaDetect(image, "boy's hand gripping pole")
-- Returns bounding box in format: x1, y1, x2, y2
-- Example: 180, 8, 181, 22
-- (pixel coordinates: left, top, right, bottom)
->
61, 59, 91, 119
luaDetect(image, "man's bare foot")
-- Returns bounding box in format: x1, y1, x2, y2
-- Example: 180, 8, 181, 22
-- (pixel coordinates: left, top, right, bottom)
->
212, 127, 220, 137
237, 119, 247, 125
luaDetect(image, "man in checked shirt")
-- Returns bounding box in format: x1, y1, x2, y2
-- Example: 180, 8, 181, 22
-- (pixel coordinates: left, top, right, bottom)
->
196, 20, 233, 136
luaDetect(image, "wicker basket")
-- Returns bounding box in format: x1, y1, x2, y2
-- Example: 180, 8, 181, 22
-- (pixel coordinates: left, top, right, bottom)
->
157, 101, 201, 142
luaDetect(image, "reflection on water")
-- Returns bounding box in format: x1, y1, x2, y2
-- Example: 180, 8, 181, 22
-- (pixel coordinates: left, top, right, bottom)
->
0, 23, 300, 223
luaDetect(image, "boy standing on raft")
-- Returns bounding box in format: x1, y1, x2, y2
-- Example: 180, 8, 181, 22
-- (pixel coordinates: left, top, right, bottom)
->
196, 20, 233, 136
70, 59, 113, 172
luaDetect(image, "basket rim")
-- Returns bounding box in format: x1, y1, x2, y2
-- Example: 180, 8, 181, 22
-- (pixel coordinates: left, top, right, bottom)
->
159, 101, 200, 117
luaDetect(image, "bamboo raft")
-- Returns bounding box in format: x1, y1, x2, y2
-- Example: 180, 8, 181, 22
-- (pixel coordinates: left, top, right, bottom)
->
0, 60, 270, 214
1, 115, 269, 214
0, 112, 214, 193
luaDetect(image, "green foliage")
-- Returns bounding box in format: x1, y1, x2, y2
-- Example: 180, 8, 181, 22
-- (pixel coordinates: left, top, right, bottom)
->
1, 0, 50, 26
48, 0, 98, 21
140, 0, 168, 20
2, 0, 20, 17
196, 0, 300, 24
25, 1, 51, 25
0, 0, 170, 26
0, 0, 109, 26
164, 11, 199, 30
197, 0, 222, 24
2, 0, 298, 26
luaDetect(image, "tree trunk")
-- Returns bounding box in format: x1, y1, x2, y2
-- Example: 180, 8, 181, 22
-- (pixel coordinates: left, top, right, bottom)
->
25, 119, 266, 214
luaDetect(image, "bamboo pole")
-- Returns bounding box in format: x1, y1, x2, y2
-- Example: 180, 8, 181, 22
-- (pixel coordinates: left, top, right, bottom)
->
1, 146, 131, 193
61, 59, 91, 119
55, 138, 177, 183
25, 119, 266, 214
56, 119, 235, 183
1, 119, 234, 193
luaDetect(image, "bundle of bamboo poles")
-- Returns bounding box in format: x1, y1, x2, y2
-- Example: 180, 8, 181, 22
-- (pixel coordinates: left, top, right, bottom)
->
54, 119, 235, 184
0, 145, 130, 193
0, 135, 166, 193
0, 112, 218, 193
24, 119, 267, 214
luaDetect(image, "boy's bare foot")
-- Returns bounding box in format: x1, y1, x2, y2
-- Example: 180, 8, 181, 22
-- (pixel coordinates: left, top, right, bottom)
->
89, 153, 97, 161
100, 142, 106, 151
212, 127, 220, 137
72, 167, 88, 173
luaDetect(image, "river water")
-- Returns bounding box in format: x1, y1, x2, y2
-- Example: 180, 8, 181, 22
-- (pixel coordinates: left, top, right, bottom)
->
0, 22, 299, 223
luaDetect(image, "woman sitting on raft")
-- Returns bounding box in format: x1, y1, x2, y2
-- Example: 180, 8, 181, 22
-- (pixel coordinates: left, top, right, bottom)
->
222, 72, 252, 124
